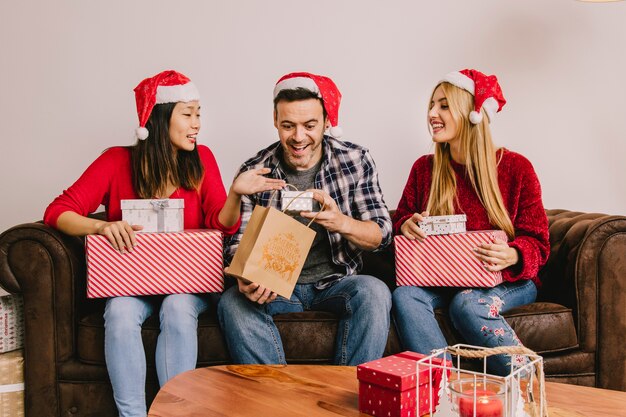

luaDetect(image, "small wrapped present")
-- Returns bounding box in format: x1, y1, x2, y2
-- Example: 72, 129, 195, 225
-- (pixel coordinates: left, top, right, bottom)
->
395, 230, 507, 287
121, 198, 184, 233
418, 214, 467, 236
0, 349, 25, 417
280, 190, 315, 213
358, 351, 450, 417
86, 229, 224, 298
0, 296, 24, 353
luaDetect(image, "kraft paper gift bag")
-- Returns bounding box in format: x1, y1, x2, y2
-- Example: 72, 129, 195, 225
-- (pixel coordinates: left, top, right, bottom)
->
228, 205, 316, 298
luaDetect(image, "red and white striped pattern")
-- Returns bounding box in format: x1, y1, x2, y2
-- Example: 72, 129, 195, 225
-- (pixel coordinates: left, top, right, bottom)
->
86, 230, 224, 298
395, 230, 507, 287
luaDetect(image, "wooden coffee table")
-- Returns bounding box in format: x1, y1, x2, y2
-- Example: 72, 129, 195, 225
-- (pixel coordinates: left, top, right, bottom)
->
148, 365, 626, 417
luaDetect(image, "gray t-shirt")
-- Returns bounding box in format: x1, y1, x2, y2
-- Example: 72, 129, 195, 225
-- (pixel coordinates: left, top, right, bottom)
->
281, 160, 344, 284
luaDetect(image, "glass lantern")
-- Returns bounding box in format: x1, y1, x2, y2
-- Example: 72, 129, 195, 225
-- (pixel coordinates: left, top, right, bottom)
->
415, 344, 546, 417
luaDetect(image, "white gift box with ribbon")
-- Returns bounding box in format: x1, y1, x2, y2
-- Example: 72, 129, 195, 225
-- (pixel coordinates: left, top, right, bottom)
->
418, 214, 467, 236
281, 190, 315, 213
121, 199, 184, 233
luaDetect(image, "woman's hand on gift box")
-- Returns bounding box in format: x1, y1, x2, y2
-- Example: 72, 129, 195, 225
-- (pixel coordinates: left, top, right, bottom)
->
231, 167, 286, 196
473, 238, 520, 271
96, 220, 143, 254
400, 212, 429, 241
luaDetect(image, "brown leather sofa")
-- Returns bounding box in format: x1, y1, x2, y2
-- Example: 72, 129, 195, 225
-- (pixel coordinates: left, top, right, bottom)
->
1, 209, 625, 416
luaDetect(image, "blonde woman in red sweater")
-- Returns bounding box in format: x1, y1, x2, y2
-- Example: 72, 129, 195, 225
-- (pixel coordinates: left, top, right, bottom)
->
392, 69, 549, 375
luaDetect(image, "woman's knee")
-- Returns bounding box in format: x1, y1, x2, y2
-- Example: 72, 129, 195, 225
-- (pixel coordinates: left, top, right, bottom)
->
104, 297, 151, 334
392, 286, 437, 312
449, 289, 499, 330
160, 294, 206, 324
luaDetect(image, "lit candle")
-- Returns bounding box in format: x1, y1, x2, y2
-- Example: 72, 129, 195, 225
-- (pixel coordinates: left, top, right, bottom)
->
458, 390, 503, 417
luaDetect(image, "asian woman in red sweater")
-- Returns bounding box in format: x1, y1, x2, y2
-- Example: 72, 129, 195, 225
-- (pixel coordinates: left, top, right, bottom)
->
391, 69, 550, 375
44, 70, 284, 417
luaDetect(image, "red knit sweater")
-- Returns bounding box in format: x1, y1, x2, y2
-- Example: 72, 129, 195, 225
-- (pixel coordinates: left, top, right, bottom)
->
392, 149, 549, 285
44, 145, 240, 235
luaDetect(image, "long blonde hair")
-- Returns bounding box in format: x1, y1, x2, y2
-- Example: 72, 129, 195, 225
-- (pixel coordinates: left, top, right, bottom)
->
426, 82, 515, 239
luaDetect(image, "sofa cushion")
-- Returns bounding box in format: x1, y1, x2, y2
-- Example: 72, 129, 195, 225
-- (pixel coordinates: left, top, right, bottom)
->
434, 302, 578, 354
77, 301, 577, 367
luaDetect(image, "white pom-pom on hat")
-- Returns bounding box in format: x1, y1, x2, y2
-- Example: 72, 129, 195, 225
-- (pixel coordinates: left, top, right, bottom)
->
469, 111, 483, 125
136, 127, 149, 140
329, 126, 343, 139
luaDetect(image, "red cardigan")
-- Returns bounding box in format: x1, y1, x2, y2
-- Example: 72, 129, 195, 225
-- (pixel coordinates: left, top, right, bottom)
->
392, 149, 549, 285
44, 145, 240, 235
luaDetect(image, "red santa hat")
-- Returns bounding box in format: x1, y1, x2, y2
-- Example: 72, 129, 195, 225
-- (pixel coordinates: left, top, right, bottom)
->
133, 70, 200, 140
440, 69, 506, 124
273, 72, 343, 138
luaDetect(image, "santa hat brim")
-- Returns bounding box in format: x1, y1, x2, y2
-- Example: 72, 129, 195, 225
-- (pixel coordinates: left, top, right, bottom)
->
273, 77, 320, 98
155, 82, 200, 104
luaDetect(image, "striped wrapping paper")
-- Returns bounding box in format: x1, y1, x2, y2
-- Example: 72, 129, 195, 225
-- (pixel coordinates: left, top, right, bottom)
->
86, 230, 224, 298
395, 230, 507, 287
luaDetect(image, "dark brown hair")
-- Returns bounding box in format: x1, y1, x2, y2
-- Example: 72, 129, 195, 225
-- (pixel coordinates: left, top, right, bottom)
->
273, 88, 327, 120
130, 103, 204, 198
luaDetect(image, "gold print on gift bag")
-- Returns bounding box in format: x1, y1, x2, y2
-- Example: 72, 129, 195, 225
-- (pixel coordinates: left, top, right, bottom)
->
260, 232, 301, 283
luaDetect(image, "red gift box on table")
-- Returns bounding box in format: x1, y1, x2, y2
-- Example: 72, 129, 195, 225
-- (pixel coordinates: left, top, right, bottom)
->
358, 351, 450, 417
86, 230, 224, 298
395, 230, 507, 288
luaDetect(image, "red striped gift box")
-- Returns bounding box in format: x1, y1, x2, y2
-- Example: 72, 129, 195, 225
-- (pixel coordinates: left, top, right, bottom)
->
395, 230, 507, 287
85, 230, 224, 298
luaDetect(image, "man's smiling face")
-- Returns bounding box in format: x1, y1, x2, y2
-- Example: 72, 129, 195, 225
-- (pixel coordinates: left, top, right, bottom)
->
274, 98, 328, 171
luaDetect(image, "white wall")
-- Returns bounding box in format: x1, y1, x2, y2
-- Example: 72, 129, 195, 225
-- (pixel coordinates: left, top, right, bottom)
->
1, 0, 625, 233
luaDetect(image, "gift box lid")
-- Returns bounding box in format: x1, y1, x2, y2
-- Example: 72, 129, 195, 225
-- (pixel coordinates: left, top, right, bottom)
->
121, 198, 184, 210
357, 351, 449, 391
418, 214, 467, 226
281, 190, 314, 198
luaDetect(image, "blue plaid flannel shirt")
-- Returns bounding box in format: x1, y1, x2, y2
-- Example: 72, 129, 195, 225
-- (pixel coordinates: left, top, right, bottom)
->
224, 136, 392, 280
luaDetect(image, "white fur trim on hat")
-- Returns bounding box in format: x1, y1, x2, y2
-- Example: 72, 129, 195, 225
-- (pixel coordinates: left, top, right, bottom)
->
155, 82, 200, 104
273, 77, 320, 98
440, 71, 475, 94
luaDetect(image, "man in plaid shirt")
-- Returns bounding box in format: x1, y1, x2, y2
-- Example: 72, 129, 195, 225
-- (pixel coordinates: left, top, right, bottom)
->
218, 72, 392, 365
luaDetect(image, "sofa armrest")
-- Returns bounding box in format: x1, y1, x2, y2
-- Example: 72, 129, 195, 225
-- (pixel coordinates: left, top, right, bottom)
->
0, 222, 89, 414
541, 209, 626, 390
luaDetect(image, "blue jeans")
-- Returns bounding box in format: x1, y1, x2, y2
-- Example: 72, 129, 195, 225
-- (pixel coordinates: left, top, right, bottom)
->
217, 275, 391, 366
392, 280, 537, 375
103, 293, 210, 417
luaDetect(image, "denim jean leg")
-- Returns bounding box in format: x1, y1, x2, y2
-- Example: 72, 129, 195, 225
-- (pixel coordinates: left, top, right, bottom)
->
217, 285, 299, 364
104, 296, 155, 417
155, 293, 210, 386
313, 275, 391, 365
392, 286, 450, 354
449, 280, 537, 375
